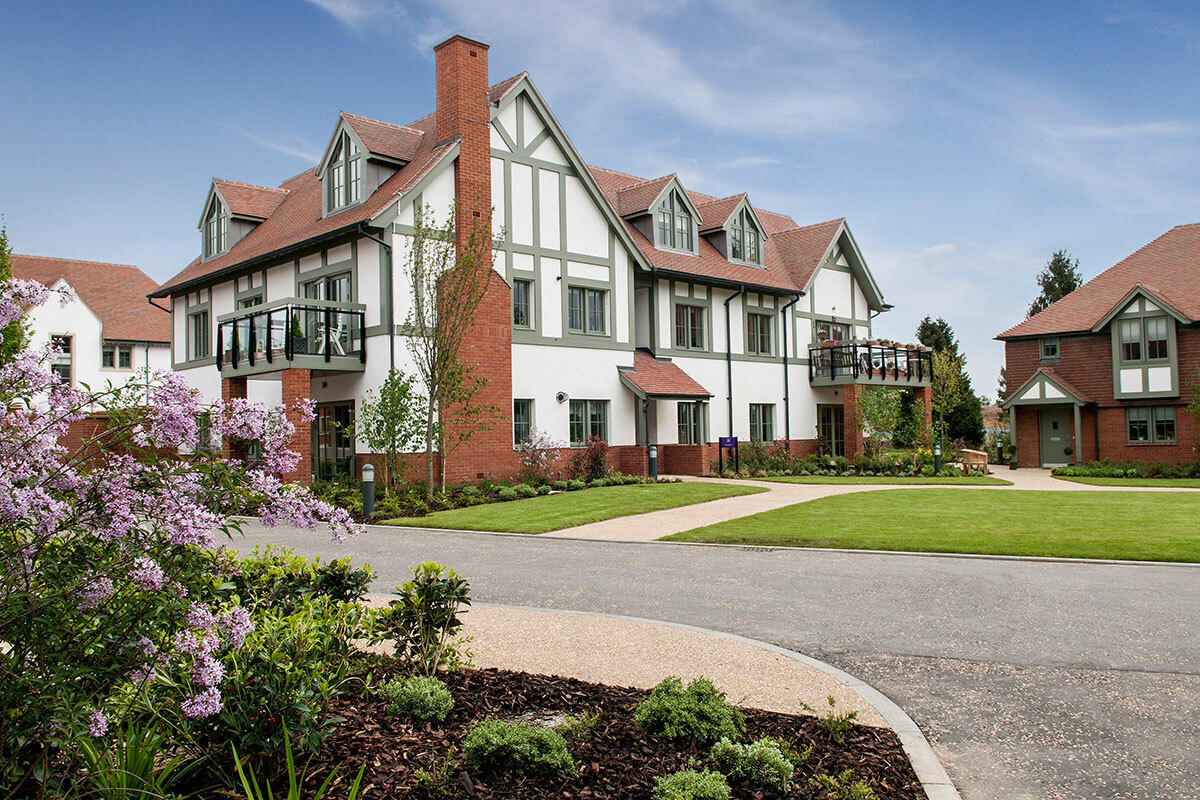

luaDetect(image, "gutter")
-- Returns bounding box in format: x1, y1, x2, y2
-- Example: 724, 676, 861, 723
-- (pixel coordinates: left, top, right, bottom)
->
724, 285, 745, 437
356, 223, 396, 370
780, 292, 804, 450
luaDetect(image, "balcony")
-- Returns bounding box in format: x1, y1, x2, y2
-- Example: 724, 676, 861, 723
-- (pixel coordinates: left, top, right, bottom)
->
216, 298, 366, 376
809, 342, 932, 386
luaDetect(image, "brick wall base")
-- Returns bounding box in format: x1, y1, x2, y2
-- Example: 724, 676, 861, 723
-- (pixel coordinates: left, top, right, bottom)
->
658, 444, 709, 476
1015, 402, 1199, 467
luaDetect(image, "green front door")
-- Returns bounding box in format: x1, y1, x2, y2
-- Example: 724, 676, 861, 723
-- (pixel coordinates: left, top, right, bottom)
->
1037, 406, 1072, 467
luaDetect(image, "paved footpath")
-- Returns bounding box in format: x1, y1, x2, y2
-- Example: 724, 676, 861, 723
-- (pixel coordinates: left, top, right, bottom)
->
236, 517, 1200, 800
548, 468, 1198, 542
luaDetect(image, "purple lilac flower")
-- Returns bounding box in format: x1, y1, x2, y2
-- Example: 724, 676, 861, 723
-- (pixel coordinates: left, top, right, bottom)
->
219, 606, 254, 647
78, 576, 115, 609
184, 603, 216, 632
181, 687, 223, 718
88, 710, 108, 737
191, 654, 225, 687
131, 556, 166, 591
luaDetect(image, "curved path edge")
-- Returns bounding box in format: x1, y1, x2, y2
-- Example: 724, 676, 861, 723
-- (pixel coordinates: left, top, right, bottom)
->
479, 602, 960, 800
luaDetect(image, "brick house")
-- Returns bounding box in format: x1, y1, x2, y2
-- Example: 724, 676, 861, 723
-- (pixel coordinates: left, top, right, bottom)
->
151, 35, 931, 484
997, 223, 1200, 467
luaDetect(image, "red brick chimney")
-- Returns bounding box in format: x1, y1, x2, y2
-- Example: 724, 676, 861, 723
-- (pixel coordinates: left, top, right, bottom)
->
432, 34, 515, 482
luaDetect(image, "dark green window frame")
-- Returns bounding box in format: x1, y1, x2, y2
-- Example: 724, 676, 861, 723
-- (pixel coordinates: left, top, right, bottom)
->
203, 196, 228, 259
1127, 406, 1175, 443
815, 320, 850, 343
729, 208, 761, 265
326, 131, 363, 212
674, 303, 706, 350
1040, 337, 1059, 360
749, 403, 774, 442
513, 399, 533, 444
188, 310, 211, 360
677, 402, 702, 445
656, 189, 694, 251
1119, 315, 1170, 364
747, 312, 773, 356
567, 286, 607, 335
513, 279, 533, 329
569, 399, 609, 447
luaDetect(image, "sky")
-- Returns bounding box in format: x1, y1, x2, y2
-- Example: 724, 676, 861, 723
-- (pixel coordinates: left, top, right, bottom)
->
2, 0, 1199, 394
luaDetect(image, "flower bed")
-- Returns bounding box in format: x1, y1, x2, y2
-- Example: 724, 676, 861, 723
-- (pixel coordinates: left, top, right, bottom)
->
709, 450, 989, 480
1052, 460, 1200, 480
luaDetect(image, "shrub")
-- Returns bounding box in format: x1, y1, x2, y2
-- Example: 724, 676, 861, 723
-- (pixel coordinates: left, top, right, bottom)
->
555, 709, 600, 741
377, 562, 471, 676
536, 484, 552, 495
514, 426, 563, 484
810, 770, 877, 799
567, 479, 586, 491
802, 695, 859, 744
377, 675, 454, 721
634, 677, 745, 743
514, 483, 537, 498
497, 486, 518, 502
652, 768, 731, 800
581, 435, 610, 482
462, 719, 576, 777
709, 736, 807, 791
552, 480, 569, 490
229, 545, 375, 612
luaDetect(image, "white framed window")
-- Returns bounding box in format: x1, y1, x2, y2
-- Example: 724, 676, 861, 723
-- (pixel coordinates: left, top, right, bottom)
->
326, 131, 363, 212
569, 399, 609, 446
102, 342, 134, 370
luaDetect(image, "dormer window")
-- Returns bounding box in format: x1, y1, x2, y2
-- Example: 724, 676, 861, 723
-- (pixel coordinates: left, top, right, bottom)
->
656, 190, 693, 251
203, 196, 228, 259
729, 208, 761, 265
327, 131, 362, 212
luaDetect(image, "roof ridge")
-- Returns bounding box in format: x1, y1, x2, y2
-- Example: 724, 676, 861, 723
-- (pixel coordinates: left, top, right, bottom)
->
769, 218, 845, 236
1171, 221, 1200, 229
615, 173, 675, 193
213, 178, 289, 194
694, 193, 747, 206
340, 111, 425, 136
13, 253, 141, 270
587, 164, 652, 185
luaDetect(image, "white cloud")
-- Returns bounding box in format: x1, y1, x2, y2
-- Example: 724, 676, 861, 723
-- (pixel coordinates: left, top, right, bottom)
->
305, 0, 403, 28
721, 155, 784, 170
222, 123, 321, 163
920, 243, 956, 258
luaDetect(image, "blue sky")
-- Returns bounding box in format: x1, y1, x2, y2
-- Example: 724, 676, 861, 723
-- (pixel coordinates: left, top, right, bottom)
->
2, 0, 1198, 393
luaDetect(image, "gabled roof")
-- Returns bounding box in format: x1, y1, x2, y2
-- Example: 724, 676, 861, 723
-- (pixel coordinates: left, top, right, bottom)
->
618, 350, 712, 398
615, 174, 675, 217
696, 194, 749, 233
156, 112, 457, 297
771, 219, 846, 290
212, 180, 288, 221
1001, 367, 1089, 408
997, 222, 1200, 340
1090, 283, 1191, 332
339, 113, 424, 163
12, 254, 170, 343
487, 72, 527, 105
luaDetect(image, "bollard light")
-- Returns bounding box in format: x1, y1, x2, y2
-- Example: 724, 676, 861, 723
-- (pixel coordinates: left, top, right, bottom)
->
933, 443, 942, 474
648, 444, 659, 481
362, 463, 375, 517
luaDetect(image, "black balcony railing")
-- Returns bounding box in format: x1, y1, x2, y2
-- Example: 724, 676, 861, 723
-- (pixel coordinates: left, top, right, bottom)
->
216, 302, 366, 372
809, 342, 932, 384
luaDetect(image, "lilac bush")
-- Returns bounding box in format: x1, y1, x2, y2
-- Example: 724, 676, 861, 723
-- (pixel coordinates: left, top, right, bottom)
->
0, 278, 362, 786
514, 426, 563, 484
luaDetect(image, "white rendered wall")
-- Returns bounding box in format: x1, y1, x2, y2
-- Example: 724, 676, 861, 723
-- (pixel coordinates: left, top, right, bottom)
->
511, 344, 638, 447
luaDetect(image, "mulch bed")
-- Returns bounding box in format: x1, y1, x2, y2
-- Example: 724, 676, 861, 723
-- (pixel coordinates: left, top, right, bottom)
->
306, 667, 923, 799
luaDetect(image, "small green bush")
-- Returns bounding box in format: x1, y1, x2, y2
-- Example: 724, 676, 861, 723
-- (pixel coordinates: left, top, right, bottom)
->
652, 768, 730, 800
709, 736, 807, 791
462, 719, 576, 777
514, 483, 537, 498
555, 709, 600, 741
536, 484, 552, 495
567, 479, 586, 491
497, 487, 518, 501
810, 770, 877, 799
552, 480, 568, 490
377, 675, 454, 721
634, 677, 745, 744
802, 695, 859, 744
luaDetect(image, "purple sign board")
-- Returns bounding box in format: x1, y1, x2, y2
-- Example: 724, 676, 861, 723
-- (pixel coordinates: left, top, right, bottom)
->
719, 436, 738, 449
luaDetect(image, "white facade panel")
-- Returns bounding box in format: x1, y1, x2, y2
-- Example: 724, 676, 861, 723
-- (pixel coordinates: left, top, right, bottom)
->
540, 258, 562, 338
420, 165, 456, 222
853, 282, 868, 320
532, 138, 567, 165
563, 176, 608, 257
614, 246, 629, 344
490, 157, 506, 238
813, 268, 851, 317
1120, 368, 1143, 394
173, 296, 187, 362
656, 280, 671, 349
512, 252, 535, 272
326, 243, 352, 265
1148, 366, 1172, 392
266, 263, 293, 302
298, 253, 321, 273
567, 261, 609, 281
511, 344, 637, 446
490, 122, 510, 152
511, 162, 534, 246
520, 99, 545, 147
1043, 384, 1065, 399
538, 168, 560, 250
497, 100, 517, 143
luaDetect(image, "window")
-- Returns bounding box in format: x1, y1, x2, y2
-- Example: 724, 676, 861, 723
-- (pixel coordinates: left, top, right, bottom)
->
196, 413, 213, 452
677, 402, 702, 445
50, 335, 72, 384
102, 342, 133, 369
513, 279, 532, 328
513, 399, 533, 444
674, 304, 705, 350
188, 311, 210, 360
568, 287, 607, 335
569, 399, 609, 446
326, 131, 363, 211
656, 190, 693, 251
815, 320, 850, 343
747, 312, 773, 355
1040, 337, 1059, 360
1119, 319, 1141, 362
728, 208, 761, 265
749, 403, 774, 442
1128, 406, 1176, 443
203, 196, 227, 259
1146, 317, 1169, 360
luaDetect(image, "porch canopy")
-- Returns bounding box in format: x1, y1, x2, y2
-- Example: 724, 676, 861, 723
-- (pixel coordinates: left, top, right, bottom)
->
617, 350, 712, 400
1002, 367, 1090, 465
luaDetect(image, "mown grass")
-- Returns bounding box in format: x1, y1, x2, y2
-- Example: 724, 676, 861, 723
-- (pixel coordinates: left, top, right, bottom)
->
759, 475, 1012, 486
380, 482, 766, 534
664, 489, 1200, 562
1053, 476, 1200, 488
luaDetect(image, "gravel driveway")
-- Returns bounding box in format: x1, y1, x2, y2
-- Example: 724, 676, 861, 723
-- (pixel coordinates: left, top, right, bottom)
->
233, 521, 1200, 800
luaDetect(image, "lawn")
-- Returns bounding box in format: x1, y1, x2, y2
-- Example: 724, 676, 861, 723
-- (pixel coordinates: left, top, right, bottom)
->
381, 482, 766, 534
760, 475, 1012, 486
1054, 476, 1200, 489
664, 489, 1200, 561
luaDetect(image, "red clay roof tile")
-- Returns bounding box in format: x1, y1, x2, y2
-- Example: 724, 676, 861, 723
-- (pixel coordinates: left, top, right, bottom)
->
213, 179, 288, 220
619, 350, 712, 397
340, 113, 424, 163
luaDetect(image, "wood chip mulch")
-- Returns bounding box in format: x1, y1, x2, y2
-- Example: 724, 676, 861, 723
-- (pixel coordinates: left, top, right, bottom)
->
304, 667, 924, 799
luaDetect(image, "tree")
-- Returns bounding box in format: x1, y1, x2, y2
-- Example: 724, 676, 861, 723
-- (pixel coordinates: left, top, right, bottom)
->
916, 316, 984, 446
401, 202, 500, 492
1028, 249, 1082, 317
916, 316, 958, 357
931, 350, 966, 440
354, 368, 427, 490
0, 225, 30, 366
855, 386, 903, 457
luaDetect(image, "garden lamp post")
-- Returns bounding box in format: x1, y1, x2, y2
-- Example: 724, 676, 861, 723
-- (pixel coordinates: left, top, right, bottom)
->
648, 444, 658, 480
362, 462, 375, 517
933, 443, 942, 474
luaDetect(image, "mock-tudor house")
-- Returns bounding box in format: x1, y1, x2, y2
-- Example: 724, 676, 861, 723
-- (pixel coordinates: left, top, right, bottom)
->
998, 223, 1200, 467
151, 35, 932, 484
12, 254, 171, 395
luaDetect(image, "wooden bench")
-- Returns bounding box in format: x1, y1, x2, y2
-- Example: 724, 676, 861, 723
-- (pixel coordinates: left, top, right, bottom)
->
960, 448, 988, 474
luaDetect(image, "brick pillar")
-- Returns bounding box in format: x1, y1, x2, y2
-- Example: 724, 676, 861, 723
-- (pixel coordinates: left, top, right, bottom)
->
434, 35, 515, 483
280, 369, 312, 484
221, 376, 248, 461
911, 385, 934, 428
841, 384, 865, 458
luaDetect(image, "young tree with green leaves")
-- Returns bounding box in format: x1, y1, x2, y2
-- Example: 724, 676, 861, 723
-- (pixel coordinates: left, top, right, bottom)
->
400, 203, 501, 492
0, 225, 30, 366
1028, 249, 1083, 317
854, 386, 903, 457
353, 368, 426, 490
931, 350, 966, 442
916, 315, 984, 445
